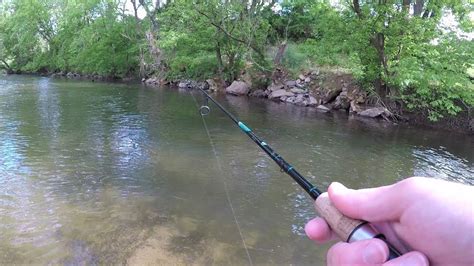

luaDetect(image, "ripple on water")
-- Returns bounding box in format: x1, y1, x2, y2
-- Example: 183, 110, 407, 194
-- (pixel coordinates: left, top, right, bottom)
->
413, 147, 474, 185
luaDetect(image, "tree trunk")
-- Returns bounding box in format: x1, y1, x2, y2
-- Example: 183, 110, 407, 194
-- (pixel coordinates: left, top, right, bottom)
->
374, 77, 388, 99
414, 0, 424, 16
274, 41, 287, 66
146, 31, 162, 73
402, 0, 411, 13
139, 0, 162, 74
353, 0, 362, 17
131, 0, 146, 78
0, 59, 13, 73
227, 52, 238, 81
371, 33, 390, 98
372, 33, 389, 77
215, 40, 224, 82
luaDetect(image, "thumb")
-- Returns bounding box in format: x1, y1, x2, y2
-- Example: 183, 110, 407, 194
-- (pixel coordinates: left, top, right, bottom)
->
328, 181, 410, 222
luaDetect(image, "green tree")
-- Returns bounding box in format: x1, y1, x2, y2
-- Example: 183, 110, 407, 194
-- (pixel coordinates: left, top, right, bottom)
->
319, 0, 473, 119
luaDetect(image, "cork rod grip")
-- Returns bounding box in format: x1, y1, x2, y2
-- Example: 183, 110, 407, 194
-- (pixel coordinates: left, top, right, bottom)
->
314, 192, 365, 241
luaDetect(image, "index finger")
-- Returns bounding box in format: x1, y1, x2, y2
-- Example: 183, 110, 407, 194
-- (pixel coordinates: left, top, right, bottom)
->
305, 217, 338, 244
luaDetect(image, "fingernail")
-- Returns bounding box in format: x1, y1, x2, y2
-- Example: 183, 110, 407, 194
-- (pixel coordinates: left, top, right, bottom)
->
330, 182, 348, 195
363, 241, 386, 264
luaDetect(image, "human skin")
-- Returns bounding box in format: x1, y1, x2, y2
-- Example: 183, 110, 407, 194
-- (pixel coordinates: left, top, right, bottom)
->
305, 177, 474, 265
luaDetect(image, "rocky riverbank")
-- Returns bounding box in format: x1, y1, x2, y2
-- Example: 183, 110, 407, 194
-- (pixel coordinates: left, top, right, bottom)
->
49, 71, 135, 82
141, 70, 473, 134
144, 70, 394, 121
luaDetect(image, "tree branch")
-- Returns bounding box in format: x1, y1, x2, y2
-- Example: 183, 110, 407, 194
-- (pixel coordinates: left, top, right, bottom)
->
352, 0, 363, 18
0, 59, 11, 70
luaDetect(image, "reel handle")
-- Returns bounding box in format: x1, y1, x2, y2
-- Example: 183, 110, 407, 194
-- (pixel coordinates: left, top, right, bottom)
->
315, 192, 401, 260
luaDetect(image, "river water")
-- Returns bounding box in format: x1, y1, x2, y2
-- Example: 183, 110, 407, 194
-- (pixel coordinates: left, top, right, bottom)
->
0, 75, 472, 265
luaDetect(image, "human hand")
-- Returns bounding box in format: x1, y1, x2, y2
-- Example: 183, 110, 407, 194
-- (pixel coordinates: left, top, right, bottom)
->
305, 177, 474, 265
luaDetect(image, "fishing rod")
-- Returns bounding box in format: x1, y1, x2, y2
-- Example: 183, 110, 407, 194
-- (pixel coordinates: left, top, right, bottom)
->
196, 88, 401, 260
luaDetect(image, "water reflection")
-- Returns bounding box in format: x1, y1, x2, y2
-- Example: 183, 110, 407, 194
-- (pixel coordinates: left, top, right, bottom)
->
413, 147, 474, 185
0, 75, 472, 264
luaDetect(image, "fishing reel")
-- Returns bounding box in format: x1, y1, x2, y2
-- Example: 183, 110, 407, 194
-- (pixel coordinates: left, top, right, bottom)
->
199, 97, 211, 116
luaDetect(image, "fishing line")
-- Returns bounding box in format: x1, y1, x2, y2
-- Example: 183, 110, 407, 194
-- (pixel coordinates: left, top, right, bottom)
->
190, 92, 253, 265
194, 88, 402, 261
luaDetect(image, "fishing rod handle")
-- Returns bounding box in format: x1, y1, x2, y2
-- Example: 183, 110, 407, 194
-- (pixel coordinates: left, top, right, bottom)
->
315, 192, 401, 260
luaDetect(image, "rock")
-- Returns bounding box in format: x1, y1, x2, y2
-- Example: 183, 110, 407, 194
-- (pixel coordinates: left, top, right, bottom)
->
285, 80, 297, 87
178, 81, 189, 88
304, 77, 311, 83
280, 96, 288, 101
298, 74, 305, 80
323, 87, 342, 104
71, 73, 80, 78
294, 94, 306, 106
66, 72, 74, 78
285, 96, 296, 103
225, 81, 250, 96
269, 89, 294, 100
290, 88, 305, 94
189, 80, 199, 89
268, 83, 284, 92
359, 107, 389, 118
308, 96, 319, 107
249, 89, 266, 98
145, 78, 158, 85
333, 92, 350, 110
311, 69, 320, 76
349, 100, 362, 113
316, 105, 330, 112
355, 94, 365, 103
197, 81, 209, 90
295, 100, 307, 106
206, 79, 219, 92
295, 83, 305, 88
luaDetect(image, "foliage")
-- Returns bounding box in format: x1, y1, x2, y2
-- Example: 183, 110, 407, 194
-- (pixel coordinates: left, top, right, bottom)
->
159, 0, 273, 81
0, 0, 141, 77
0, 0, 472, 120
393, 36, 474, 120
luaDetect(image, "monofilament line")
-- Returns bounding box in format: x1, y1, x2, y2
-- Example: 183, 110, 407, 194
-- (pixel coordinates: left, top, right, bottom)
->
191, 92, 253, 265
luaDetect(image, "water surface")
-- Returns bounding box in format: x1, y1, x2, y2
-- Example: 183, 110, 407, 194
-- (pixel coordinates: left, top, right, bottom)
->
1, 75, 473, 264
